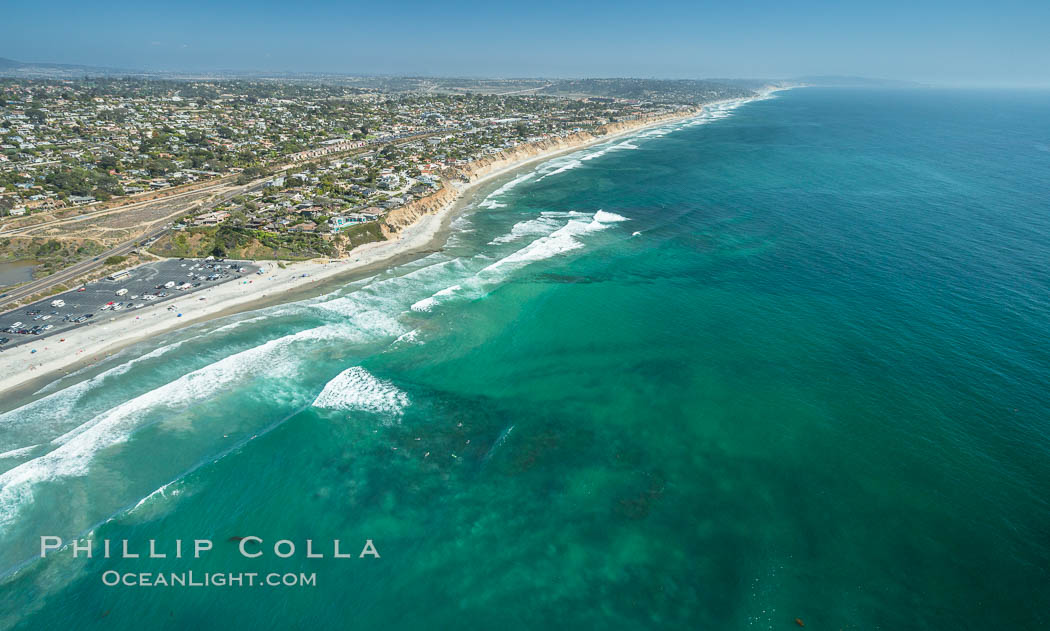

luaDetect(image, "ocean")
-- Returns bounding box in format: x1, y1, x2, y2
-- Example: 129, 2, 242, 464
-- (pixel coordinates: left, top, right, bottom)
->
1, 87, 1049, 630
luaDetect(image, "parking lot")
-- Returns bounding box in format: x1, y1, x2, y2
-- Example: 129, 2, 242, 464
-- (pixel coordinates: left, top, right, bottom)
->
0, 258, 261, 350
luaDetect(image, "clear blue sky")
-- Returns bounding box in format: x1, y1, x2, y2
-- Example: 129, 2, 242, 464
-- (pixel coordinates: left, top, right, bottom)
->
5, 0, 1049, 85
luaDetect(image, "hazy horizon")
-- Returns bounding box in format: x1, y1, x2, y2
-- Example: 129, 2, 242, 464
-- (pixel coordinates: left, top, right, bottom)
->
4, 0, 1050, 88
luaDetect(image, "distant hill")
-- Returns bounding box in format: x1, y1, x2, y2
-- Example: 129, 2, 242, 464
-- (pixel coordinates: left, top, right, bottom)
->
0, 56, 136, 78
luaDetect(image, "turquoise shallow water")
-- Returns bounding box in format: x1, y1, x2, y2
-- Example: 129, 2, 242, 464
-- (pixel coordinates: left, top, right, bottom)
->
1, 88, 1049, 629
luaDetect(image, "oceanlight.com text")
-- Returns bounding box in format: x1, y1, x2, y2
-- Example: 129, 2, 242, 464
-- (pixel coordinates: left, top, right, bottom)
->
101, 571, 317, 588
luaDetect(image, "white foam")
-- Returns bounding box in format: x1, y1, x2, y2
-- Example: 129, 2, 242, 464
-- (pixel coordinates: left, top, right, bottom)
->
636, 126, 674, 138
410, 297, 437, 312
536, 158, 582, 181
209, 314, 268, 335
593, 210, 629, 223
312, 257, 472, 324
489, 215, 563, 244
0, 445, 38, 460
681, 97, 758, 128
0, 324, 345, 532
535, 138, 641, 182
579, 140, 639, 161
312, 367, 410, 417
131, 479, 180, 512
0, 337, 193, 455
410, 283, 463, 313
312, 295, 407, 340
540, 210, 590, 219
489, 172, 533, 197
393, 330, 421, 345
482, 213, 614, 274
483, 424, 515, 462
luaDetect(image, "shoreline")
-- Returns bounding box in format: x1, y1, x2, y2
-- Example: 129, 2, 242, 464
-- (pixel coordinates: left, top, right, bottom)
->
0, 92, 775, 400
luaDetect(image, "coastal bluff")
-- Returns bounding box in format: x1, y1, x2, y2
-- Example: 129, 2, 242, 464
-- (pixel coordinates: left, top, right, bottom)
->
381, 107, 701, 237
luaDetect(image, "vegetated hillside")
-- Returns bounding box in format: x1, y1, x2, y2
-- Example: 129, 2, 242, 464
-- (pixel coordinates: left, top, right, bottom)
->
0, 236, 106, 275
148, 224, 382, 260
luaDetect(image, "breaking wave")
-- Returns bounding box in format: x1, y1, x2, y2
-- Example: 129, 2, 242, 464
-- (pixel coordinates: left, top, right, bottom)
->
0, 445, 38, 461
410, 284, 462, 312
593, 210, 629, 223
0, 324, 346, 532
312, 366, 410, 417
482, 210, 629, 273
489, 215, 564, 245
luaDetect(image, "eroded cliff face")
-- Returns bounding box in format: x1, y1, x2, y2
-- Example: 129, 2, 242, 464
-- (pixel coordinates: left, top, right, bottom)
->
453, 108, 700, 185
381, 185, 459, 237
380, 107, 700, 238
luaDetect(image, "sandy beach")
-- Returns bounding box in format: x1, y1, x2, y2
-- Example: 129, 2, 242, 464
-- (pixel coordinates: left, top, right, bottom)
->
0, 97, 766, 397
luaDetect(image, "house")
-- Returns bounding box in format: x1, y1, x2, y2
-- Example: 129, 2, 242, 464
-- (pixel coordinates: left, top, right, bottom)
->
8, 206, 26, 216
329, 213, 379, 232
377, 173, 400, 190
193, 210, 230, 226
